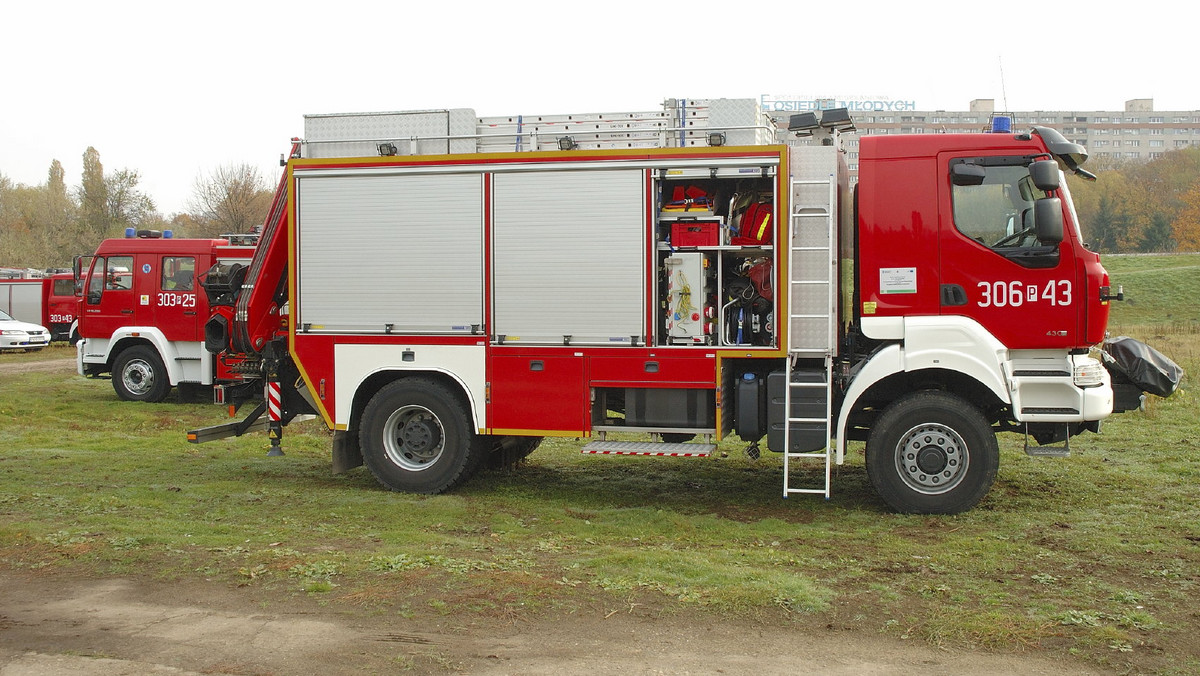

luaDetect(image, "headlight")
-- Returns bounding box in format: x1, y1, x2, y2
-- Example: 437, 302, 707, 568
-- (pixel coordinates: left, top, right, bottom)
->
0, 329, 25, 336
1073, 359, 1106, 388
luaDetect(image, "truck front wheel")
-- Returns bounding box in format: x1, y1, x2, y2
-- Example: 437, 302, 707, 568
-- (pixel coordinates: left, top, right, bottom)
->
112, 346, 171, 403
865, 391, 998, 515
359, 378, 485, 494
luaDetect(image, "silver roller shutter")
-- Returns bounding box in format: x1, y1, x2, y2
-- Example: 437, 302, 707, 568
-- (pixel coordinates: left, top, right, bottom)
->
492, 169, 645, 344
296, 172, 484, 333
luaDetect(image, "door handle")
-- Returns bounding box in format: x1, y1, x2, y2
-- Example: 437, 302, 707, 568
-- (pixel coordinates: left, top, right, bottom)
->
940, 284, 968, 307
530, 360, 544, 372
120, 309, 134, 314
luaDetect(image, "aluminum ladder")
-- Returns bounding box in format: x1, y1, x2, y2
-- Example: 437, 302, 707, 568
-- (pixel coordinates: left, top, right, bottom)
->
783, 175, 837, 498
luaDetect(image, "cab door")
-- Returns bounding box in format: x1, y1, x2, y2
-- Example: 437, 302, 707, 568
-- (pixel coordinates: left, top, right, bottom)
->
147, 255, 200, 342
938, 153, 1077, 350
81, 255, 134, 340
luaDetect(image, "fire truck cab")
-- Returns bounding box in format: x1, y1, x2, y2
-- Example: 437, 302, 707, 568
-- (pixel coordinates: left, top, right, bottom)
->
77, 232, 254, 402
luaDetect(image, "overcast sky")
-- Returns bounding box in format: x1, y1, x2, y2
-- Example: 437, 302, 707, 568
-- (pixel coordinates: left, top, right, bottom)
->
2, 0, 1193, 217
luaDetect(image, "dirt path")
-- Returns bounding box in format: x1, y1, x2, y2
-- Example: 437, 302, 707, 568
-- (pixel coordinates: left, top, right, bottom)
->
0, 571, 1108, 675
0, 354, 74, 375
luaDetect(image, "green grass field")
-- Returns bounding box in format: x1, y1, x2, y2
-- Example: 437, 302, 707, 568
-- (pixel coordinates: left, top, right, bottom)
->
1105, 253, 1200, 331
1, 254, 1197, 674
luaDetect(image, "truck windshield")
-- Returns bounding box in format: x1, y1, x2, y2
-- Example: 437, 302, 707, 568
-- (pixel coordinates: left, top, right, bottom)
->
952, 162, 1047, 251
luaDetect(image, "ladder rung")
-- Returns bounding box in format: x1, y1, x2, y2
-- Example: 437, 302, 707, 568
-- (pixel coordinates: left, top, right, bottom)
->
785, 488, 829, 496
786, 452, 829, 459
787, 418, 828, 425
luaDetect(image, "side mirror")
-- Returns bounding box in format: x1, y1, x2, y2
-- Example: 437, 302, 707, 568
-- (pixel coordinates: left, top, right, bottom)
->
951, 162, 986, 186
87, 291, 102, 305
1029, 160, 1061, 191
1035, 197, 1064, 244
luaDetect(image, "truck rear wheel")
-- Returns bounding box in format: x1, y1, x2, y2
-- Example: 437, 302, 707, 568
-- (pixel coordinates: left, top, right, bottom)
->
865, 391, 998, 515
359, 378, 485, 494
113, 345, 171, 403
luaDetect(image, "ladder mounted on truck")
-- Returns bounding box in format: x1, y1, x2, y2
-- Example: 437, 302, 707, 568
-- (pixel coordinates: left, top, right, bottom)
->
299, 99, 780, 159
782, 169, 838, 499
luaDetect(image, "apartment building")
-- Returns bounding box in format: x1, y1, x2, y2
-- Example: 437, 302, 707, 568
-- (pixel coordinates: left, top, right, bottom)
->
769, 98, 1200, 175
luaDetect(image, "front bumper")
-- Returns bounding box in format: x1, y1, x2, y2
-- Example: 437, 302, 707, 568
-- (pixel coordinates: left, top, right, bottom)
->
1008, 353, 1113, 423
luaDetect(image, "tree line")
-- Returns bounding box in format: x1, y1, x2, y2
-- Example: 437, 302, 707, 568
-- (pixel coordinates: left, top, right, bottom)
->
0, 147, 273, 270
4, 143, 1199, 270
1067, 146, 1200, 253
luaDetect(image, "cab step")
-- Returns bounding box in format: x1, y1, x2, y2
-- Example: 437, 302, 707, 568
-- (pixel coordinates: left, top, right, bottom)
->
1023, 444, 1071, 458
1023, 425, 1071, 458
581, 441, 715, 457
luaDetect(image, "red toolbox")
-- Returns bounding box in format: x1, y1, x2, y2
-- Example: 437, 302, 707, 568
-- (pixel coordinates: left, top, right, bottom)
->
670, 221, 720, 247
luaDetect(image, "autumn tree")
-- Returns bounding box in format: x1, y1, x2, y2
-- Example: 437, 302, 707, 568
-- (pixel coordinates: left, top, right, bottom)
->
105, 168, 157, 229
187, 164, 273, 238
1175, 184, 1200, 251
79, 146, 108, 235
0, 173, 25, 264
1068, 147, 1200, 253
46, 160, 73, 225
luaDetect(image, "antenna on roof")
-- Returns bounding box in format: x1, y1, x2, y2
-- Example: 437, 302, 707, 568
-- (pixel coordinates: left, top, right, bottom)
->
998, 56, 1009, 112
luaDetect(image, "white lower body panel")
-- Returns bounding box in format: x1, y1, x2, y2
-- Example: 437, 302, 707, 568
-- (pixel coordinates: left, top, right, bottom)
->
333, 343, 487, 430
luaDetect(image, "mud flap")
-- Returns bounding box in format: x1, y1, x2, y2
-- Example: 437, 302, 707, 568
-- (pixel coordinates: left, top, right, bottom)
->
332, 430, 364, 474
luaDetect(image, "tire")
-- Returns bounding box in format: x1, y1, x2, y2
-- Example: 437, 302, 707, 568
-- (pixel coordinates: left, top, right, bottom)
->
865, 391, 998, 515
484, 436, 543, 470
112, 346, 171, 403
359, 378, 485, 494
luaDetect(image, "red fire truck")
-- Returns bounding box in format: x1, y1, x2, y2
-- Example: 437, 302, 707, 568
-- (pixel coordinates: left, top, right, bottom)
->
190, 98, 1126, 514
0, 272, 79, 343
76, 231, 255, 402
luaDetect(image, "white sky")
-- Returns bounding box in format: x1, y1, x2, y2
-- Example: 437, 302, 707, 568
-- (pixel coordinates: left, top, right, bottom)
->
2, 0, 1193, 216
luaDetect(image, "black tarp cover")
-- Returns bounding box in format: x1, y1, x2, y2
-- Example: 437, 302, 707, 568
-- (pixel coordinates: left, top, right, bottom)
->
1102, 336, 1184, 398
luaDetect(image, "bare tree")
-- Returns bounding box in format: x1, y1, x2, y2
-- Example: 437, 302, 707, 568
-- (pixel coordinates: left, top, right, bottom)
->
187, 164, 273, 238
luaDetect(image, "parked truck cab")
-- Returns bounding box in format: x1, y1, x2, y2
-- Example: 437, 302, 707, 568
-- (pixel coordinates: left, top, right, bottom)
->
77, 232, 255, 402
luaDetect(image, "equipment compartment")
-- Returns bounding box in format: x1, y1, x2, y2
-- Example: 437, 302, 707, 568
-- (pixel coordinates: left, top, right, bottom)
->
652, 169, 778, 349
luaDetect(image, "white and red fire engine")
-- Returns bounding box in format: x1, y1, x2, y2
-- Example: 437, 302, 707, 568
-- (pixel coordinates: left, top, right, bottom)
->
75, 231, 255, 402
1, 272, 79, 342
188, 98, 1139, 514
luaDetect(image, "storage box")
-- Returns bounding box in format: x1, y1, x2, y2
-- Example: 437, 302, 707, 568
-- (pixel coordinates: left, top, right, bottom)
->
671, 221, 719, 247
625, 387, 714, 428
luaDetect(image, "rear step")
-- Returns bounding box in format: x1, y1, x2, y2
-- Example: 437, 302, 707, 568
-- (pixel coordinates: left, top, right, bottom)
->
581, 441, 715, 457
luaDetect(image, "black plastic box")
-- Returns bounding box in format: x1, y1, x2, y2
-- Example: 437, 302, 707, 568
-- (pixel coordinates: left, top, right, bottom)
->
625, 388, 714, 428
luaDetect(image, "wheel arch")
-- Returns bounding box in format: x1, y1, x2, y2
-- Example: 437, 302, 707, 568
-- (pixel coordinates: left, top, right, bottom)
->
836, 343, 1008, 462
348, 369, 479, 437
101, 329, 185, 385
